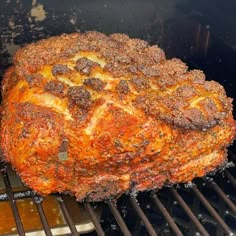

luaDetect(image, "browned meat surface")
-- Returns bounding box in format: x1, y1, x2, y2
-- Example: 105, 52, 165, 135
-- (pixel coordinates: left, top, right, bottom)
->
1, 31, 235, 201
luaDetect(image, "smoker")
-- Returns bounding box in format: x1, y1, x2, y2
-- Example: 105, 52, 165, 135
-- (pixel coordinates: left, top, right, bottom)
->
0, 0, 236, 235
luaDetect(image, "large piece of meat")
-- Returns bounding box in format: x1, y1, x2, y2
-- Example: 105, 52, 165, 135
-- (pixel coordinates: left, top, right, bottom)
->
1, 31, 235, 201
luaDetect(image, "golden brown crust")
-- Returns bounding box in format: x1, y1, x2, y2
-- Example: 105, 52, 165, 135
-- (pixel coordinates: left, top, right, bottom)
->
11, 31, 232, 130
1, 31, 235, 201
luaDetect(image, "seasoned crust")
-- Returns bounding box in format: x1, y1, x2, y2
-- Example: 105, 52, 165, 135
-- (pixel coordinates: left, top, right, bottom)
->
67, 86, 92, 111
75, 57, 99, 75
83, 77, 106, 91
26, 73, 44, 87
14, 33, 81, 76
130, 77, 151, 92
11, 31, 233, 130
1, 31, 235, 201
51, 64, 70, 76
116, 80, 130, 97
44, 80, 67, 97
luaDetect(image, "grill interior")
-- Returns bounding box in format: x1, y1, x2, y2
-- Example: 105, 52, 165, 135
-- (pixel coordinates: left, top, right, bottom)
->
1, 1, 236, 235
0, 147, 235, 236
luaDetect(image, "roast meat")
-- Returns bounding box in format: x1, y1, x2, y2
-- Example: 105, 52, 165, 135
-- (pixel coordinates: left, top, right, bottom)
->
1, 31, 235, 201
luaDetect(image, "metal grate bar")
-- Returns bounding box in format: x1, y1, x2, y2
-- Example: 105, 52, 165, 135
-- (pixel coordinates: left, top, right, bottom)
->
57, 195, 80, 236
0, 164, 25, 236
130, 197, 158, 236
84, 203, 105, 236
108, 201, 132, 236
208, 181, 236, 214
151, 192, 183, 236
170, 188, 210, 236
192, 185, 234, 235
225, 170, 236, 188
0, 190, 32, 201
32, 194, 53, 236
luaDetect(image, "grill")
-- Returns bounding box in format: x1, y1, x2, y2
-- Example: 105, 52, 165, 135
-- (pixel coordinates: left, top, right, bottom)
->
0, 148, 235, 236
1, 1, 236, 235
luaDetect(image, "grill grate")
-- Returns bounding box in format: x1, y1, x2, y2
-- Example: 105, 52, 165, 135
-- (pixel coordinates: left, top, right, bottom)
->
0, 149, 235, 236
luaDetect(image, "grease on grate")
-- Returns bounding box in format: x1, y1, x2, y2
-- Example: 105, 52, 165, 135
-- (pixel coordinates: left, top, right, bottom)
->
0, 165, 101, 235
0, 195, 63, 234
